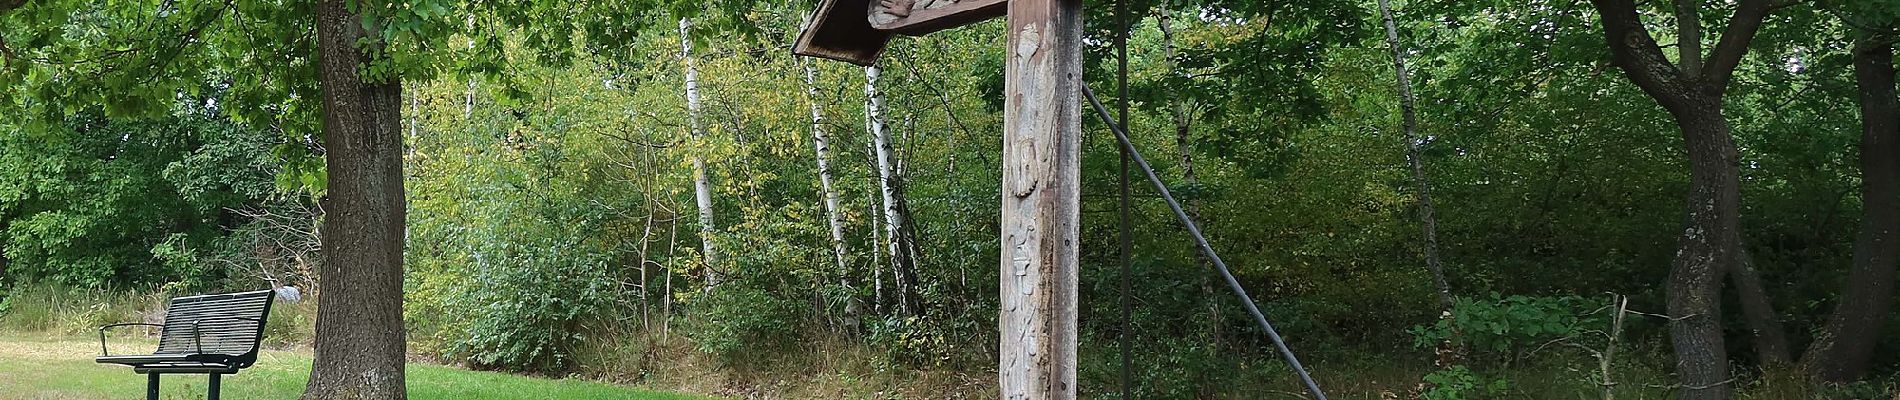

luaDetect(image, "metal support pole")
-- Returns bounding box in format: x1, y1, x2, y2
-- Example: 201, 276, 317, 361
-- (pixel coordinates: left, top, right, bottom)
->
146, 373, 160, 400
208, 373, 222, 400
1083, 84, 1330, 400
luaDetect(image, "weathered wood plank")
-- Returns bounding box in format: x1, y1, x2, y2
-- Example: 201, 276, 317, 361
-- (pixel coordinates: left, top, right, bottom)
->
997, 0, 1082, 398
794, 0, 894, 66
871, 0, 1007, 36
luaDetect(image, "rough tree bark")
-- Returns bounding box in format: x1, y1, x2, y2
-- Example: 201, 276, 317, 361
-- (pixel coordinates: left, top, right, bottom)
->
1376, 0, 1459, 366
1584, 0, 1776, 398
303, 0, 408, 398
678, 17, 720, 290
1803, 33, 1899, 382
998, 0, 1082, 397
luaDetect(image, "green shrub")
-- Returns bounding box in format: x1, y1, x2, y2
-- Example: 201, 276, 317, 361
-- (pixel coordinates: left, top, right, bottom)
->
1410, 293, 1609, 364
687, 281, 804, 362
864, 314, 958, 367
1421, 365, 1510, 400
444, 240, 613, 372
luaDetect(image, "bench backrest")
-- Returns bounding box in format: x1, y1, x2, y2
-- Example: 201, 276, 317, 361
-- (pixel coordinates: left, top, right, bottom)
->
155, 290, 274, 356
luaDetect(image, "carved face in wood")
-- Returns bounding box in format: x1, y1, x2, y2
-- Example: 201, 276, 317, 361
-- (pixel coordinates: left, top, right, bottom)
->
872, 0, 958, 26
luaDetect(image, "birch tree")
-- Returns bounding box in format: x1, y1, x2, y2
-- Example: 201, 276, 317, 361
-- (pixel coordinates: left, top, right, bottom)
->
865, 65, 918, 316
1376, 0, 1457, 363
1156, 3, 1223, 360
804, 60, 852, 285
678, 17, 721, 290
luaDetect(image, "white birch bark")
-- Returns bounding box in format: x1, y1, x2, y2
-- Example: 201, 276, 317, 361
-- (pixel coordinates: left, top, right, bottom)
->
867, 65, 913, 315
678, 17, 720, 290
1377, 0, 1453, 315
1379, 0, 1459, 366
805, 60, 852, 278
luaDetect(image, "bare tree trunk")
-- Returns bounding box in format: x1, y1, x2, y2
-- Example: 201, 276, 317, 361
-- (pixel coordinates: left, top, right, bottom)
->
866, 65, 918, 316
1730, 250, 1791, 365
1601, 295, 1629, 400
678, 17, 720, 291
1585, 0, 1776, 398
805, 60, 852, 284
866, 147, 885, 315
462, 16, 476, 120
1377, 0, 1453, 318
639, 214, 655, 332
1666, 100, 1742, 400
304, 0, 407, 398
464, 78, 476, 119
998, 0, 1083, 397
1, 218, 10, 282
1803, 34, 1900, 382
1376, 0, 1460, 367
1156, 5, 1226, 387
663, 216, 677, 341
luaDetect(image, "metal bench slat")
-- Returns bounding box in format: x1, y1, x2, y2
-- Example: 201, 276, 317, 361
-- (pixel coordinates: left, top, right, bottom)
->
100, 289, 274, 368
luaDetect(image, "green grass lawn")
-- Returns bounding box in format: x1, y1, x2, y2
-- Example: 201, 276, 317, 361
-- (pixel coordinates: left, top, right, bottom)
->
0, 334, 711, 400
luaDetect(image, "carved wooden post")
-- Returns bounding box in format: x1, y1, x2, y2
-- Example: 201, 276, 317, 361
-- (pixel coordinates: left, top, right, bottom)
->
794, 0, 1081, 397
998, 0, 1082, 398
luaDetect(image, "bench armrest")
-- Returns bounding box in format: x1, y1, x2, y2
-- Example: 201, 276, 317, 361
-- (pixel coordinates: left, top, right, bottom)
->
98, 323, 164, 357
190, 317, 264, 355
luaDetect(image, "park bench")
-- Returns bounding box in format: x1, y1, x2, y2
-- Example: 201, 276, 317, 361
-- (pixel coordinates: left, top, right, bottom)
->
95, 289, 275, 400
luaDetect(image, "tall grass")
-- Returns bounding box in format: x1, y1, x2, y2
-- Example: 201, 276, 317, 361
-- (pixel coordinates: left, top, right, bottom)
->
0, 283, 315, 348
0, 284, 161, 334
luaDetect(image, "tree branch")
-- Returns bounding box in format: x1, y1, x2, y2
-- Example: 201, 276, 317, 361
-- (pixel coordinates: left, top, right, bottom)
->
1588, 0, 1685, 95
1703, 0, 1773, 89
1675, 0, 1703, 78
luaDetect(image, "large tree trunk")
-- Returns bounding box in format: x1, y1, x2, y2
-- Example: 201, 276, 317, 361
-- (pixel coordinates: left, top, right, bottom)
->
866, 65, 919, 316
1666, 101, 1742, 400
304, 0, 407, 398
1586, 0, 1775, 398
678, 17, 720, 290
1803, 35, 1899, 382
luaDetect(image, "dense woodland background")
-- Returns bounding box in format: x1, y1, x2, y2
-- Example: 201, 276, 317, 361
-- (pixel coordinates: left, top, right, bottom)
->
0, 0, 1897, 398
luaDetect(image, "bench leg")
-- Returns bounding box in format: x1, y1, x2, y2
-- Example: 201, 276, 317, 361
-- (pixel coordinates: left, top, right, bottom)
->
207, 373, 221, 400
146, 373, 160, 400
